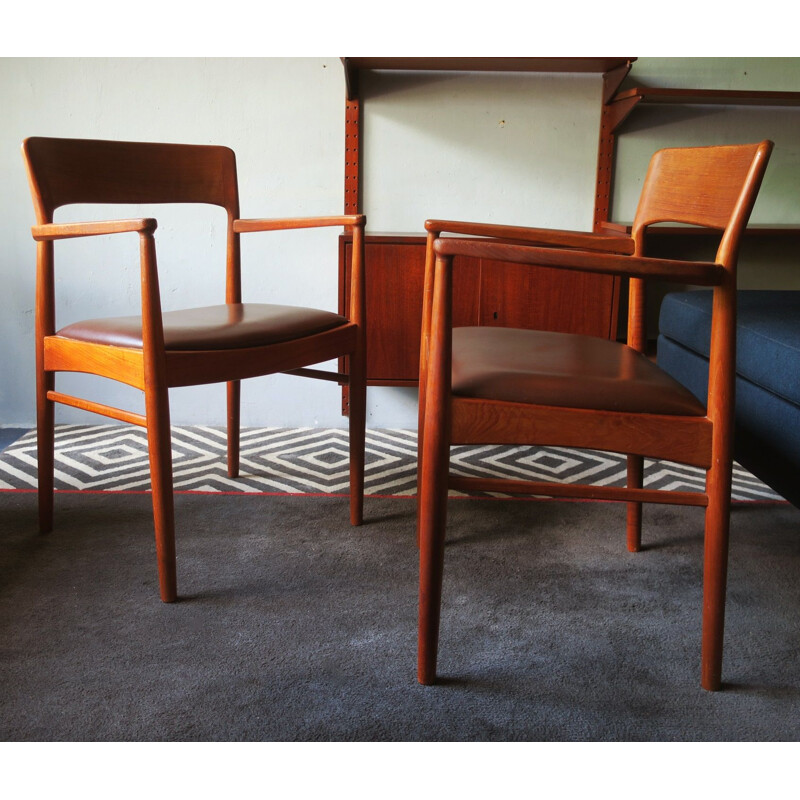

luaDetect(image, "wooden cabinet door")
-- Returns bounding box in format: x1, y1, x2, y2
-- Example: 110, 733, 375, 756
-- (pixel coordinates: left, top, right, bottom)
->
340, 236, 620, 387
478, 260, 619, 338
341, 237, 480, 383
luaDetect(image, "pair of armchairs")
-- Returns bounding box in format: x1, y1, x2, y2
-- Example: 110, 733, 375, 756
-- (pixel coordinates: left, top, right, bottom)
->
23, 136, 773, 692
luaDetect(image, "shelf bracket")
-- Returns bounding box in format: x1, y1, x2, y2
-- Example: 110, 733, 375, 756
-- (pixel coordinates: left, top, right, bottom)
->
602, 60, 634, 104
341, 57, 359, 102
607, 94, 643, 133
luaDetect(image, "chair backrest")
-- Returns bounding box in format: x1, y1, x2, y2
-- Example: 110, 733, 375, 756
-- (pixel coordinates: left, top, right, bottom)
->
22, 137, 240, 224
632, 141, 773, 264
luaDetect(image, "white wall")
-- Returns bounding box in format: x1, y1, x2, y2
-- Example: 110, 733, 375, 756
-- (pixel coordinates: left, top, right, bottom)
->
1, 58, 798, 431
361, 70, 602, 231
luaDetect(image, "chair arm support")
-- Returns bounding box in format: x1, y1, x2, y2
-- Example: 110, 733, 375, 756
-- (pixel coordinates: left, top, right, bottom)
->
424, 218, 635, 255
433, 237, 726, 286
32, 218, 157, 241
233, 214, 366, 233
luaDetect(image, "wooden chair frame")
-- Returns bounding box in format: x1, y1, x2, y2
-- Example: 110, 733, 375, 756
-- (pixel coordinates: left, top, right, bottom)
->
417, 141, 773, 691
23, 136, 366, 603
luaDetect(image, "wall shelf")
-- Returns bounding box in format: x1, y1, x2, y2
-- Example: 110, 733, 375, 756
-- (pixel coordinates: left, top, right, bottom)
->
607, 86, 800, 133
615, 224, 800, 238
341, 57, 634, 102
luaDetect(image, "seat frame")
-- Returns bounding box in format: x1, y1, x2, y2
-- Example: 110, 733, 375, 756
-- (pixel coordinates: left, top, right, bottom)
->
417, 141, 773, 691
23, 136, 367, 603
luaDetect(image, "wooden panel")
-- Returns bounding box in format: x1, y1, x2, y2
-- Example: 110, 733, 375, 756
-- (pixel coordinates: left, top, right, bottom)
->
340, 236, 620, 385
342, 58, 637, 99
341, 237, 479, 382
44, 337, 145, 389
614, 86, 800, 107
477, 259, 618, 337
364, 239, 425, 381
166, 325, 358, 388
451, 397, 714, 468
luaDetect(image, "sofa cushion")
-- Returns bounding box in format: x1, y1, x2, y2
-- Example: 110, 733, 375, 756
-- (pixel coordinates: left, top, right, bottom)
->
657, 334, 800, 508
659, 290, 800, 407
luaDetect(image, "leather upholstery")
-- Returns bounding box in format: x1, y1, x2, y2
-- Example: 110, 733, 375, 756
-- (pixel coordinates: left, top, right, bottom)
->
451, 326, 707, 416
55, 303, 348, 351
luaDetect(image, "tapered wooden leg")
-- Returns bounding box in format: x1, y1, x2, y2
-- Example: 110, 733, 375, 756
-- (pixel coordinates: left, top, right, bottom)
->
417, 252, 452, 686
701, 460, 733, 691
415, 373, 427, 549
37, 370, 55, 534
417, 417, 450, 686
227, 380, 240, 479
348, 347, 367, 527
626, 454, 643, 552
416, 232, 437, 549
145, 385, 177, 603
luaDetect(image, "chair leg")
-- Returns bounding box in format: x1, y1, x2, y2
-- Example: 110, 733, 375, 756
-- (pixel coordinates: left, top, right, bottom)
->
145, 385, 177, 603
348, 349, 367, 527
417, 418, 450, 686
37, 371, 55, 534
626, 454, 643, 552
701, 462, 733, 691
415, 362, 427, 550
227, 380, 240, 479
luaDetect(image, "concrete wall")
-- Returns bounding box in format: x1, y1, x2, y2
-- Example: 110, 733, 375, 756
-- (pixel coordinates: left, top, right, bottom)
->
1, 57, 798, 430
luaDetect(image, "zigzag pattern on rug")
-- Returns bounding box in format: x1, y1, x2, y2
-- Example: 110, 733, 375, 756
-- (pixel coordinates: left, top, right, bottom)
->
0, 424, 783, 501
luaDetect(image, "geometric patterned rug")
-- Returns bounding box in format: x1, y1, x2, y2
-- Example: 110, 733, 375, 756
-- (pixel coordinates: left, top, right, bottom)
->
0, 424, 785, 502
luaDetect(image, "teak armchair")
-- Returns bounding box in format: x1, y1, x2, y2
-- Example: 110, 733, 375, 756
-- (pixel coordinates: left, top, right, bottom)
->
417, 141, 773, 691
22, 136, 366, 603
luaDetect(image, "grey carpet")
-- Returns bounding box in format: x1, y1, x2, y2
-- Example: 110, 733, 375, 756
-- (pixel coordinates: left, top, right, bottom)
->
1, 489, 799, 741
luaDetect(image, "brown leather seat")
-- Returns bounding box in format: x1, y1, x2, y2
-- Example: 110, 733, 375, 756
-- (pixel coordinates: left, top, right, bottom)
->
57, 303, 348, 351
452, 326, 706, 416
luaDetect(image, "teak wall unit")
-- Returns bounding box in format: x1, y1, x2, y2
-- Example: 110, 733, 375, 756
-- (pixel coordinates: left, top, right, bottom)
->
338, 57, 636, 412
337, 58, 800, 412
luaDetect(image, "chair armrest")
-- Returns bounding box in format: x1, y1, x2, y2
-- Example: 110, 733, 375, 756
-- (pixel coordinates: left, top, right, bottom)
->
433, 237, 726, 286
424, 218, 634, 255
233, 214, 366, 233
32, 218, 157, 241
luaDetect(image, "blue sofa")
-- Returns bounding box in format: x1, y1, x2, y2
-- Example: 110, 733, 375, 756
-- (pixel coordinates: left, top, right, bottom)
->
658, 290, 800, 508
